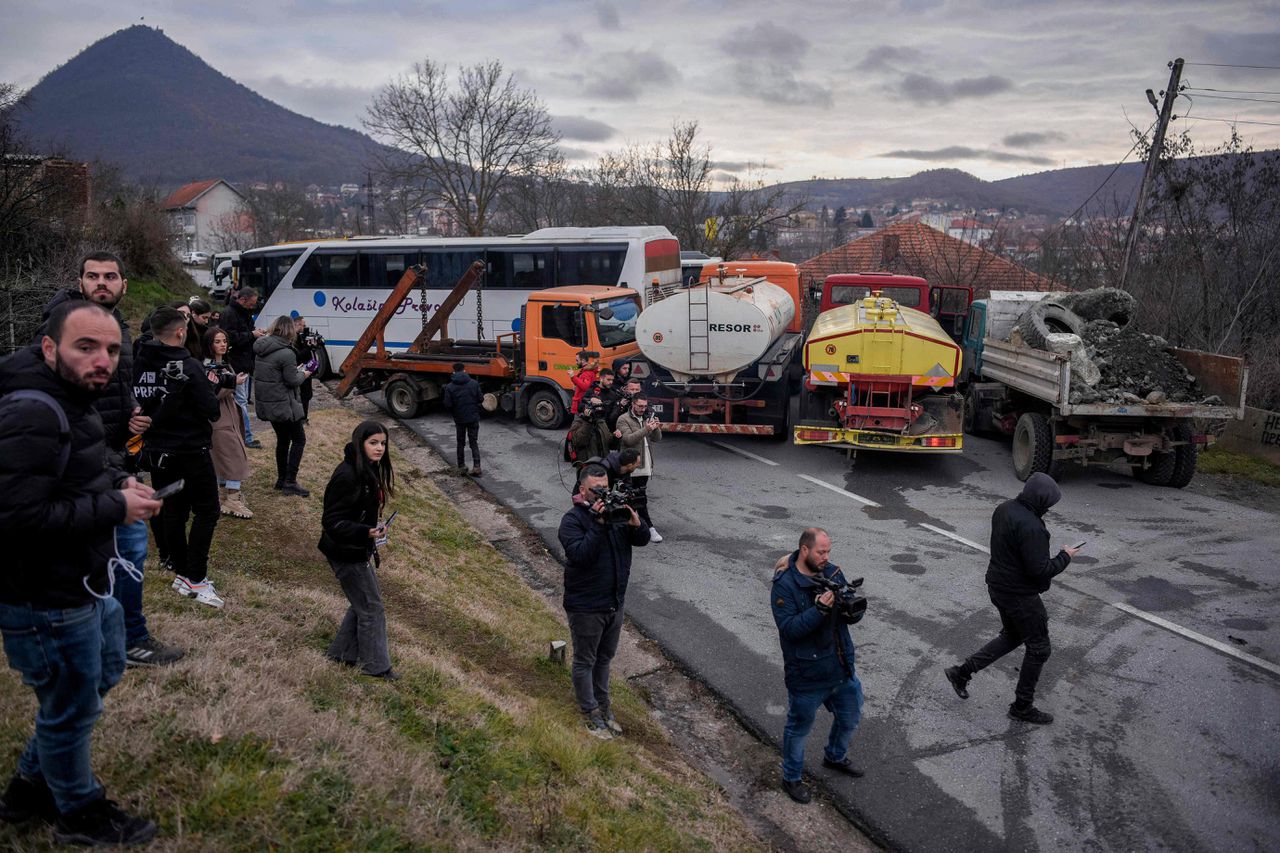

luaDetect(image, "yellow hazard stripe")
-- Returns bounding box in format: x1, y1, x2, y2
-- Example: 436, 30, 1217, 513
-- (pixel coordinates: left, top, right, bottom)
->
910, 375, 954, 387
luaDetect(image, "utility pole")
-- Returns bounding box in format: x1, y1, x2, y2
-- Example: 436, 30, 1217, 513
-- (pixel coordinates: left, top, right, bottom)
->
366, 170, 376, 235
1119, 57, 1184, 290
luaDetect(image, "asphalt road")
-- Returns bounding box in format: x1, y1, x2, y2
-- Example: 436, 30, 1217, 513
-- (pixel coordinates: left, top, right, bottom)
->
390, 398, 1280, 852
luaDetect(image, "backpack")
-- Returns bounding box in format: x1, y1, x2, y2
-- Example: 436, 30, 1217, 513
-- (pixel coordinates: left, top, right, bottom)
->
0, 389, 71, 478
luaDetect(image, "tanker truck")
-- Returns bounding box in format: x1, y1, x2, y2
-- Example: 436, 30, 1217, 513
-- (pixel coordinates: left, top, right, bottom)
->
625, 261, 804, 437
794, 287, 965, 453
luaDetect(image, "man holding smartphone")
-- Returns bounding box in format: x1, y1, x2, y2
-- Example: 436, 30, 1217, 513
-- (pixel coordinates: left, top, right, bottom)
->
614, 393, 663, 543
944, 472, 1082, 724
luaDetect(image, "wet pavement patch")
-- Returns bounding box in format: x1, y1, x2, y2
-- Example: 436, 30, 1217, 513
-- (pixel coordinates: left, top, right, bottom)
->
1221, 617, 1268, 631
1107, 575, 1197, 611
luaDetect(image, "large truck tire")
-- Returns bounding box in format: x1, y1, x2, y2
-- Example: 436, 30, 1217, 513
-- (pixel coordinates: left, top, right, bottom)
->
1167, 422, 1197, 488
383, 377, 422, 419
1012, 412, 1055, 481
526, 388, 566, 430
1017, 302, 1085, 351
1133, 451, 1176, 486
799, 387, 832, 422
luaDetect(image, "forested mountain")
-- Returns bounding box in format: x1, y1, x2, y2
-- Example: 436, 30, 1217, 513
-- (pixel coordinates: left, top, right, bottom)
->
16, 25, 381, 185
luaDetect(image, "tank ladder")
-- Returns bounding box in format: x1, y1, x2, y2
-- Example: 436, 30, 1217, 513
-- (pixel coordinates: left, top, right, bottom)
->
688, 282, 710, 372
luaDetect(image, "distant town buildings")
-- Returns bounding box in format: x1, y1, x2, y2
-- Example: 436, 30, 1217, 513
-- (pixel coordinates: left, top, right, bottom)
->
161, 179, 247, 255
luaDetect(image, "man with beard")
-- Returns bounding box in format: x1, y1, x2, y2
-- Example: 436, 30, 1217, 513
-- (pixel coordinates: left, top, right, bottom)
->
943, 473, 1081, 724
569, 395, 611, 464
771, 528, 864, 804
221, 287, 266, 449
0, 301, 163, 845
39, 253, 184, 668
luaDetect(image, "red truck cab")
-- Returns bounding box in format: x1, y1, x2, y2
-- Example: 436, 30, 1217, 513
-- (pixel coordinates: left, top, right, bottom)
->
819, 273, 973, 343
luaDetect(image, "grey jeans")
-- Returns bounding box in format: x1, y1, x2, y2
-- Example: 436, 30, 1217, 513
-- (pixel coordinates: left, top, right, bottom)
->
326, 558, 391, 676
566, 608, 624, 714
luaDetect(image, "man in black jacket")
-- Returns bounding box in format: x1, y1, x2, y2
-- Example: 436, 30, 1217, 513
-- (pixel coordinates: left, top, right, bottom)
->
569, 395, 611, 465
944, 473, 1081, 724
133, 308, 225, 609
0, 301, 162, 845
441, 362, 483, 476
38, 252, 185, 668
556, 463, 648, 739
220, 287, 265, 448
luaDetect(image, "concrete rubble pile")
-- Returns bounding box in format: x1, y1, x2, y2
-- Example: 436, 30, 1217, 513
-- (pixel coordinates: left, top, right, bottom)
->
1011, 288, 1214, 406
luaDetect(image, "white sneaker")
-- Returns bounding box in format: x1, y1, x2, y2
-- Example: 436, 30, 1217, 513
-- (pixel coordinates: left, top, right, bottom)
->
649, 527, 663, 543
174, 576, 224, 609
170, 576, 184, 592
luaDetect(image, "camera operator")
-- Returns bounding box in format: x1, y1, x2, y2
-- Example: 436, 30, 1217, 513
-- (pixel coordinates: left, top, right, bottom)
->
615, 393, 662, 542
292, 315, 323, 420
610, 377, 642, 434
556, 463, 649, 739
569, 394, 611, 464
771, 527, 864, 804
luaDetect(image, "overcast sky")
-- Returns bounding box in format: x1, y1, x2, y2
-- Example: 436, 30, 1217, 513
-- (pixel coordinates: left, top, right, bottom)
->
3, 0, 1277, 184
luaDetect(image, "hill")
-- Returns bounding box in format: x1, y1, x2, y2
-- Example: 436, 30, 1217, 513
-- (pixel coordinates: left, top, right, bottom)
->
16, 25, 382, 185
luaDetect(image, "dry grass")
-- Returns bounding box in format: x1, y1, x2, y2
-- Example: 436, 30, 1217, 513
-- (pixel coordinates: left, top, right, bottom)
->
0, 407, 762, 851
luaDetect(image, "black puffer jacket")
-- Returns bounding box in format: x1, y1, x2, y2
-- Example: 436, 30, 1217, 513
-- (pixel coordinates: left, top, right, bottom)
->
986, 473, 1072, 596
318, 443, 382, 563
38, 288, 136, 455
221, 300, 258, 374
0, 346, 128, 607
442, 371, 483, 424
557, 502, 648, 612
132, 339, 221, 452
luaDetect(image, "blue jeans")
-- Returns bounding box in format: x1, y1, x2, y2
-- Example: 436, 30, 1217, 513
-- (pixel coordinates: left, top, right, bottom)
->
111, 521, 150, 646
235, 375, 255, 443
0, 597, 126, 814
781, 675, 863, 782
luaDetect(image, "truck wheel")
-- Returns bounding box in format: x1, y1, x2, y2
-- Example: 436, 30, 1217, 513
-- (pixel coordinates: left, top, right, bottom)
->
313, 346, 331, 380
962, 391, 982, 435
1012, 412, 1054, 481
799, 388, 830, 421
1133, 452, 1175, 486
383, 378, 422, 419
1167, 423, 1197, 488
527, 389, 566, 430
1018, 302, 1085, 351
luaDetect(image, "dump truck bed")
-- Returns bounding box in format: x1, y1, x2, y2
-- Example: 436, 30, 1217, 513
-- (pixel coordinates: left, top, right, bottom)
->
980, 338, 1247, 419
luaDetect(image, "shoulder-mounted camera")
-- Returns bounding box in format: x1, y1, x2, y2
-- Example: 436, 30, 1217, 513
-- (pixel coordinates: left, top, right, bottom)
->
810, 572, 867, 624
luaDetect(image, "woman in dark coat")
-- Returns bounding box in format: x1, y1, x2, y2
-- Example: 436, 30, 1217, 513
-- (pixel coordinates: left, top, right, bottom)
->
319, 419, 397, 679
253, 315, 313, 496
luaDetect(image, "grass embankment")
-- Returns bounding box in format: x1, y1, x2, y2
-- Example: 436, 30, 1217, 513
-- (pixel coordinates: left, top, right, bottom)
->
0, 407, 759, 851
1199, 445, 1280, 488
120, 267, 206, 329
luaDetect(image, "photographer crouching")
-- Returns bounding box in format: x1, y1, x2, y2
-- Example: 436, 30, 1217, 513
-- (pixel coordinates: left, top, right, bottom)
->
557, 463, 649, 739
772, 527, 866, 804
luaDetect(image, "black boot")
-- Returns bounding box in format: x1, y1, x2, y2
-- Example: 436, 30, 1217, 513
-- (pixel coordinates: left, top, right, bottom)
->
53, 798, 157, 846
945, 665, 971, 699
282, 481, 310, 497
0, 773, 57, 824
1008, 703, 1054, 724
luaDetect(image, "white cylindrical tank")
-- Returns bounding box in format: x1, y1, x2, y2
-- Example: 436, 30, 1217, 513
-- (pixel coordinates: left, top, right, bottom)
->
637, 280, 796, 380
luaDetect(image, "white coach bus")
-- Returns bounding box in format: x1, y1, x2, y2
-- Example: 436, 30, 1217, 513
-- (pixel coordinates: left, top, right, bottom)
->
240, 226, 682, 373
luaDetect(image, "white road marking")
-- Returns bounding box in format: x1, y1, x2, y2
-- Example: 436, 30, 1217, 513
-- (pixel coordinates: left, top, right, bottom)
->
796, 474, 881, 507
1111, 602, 1280, 678
919, 523, 989, 553
711, 441, 779, 466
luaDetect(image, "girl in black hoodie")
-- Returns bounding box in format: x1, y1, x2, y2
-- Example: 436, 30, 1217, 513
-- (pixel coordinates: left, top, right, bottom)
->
319, 419, 397, 679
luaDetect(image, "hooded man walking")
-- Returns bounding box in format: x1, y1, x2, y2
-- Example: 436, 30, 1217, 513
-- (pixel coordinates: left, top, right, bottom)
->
442, 362, 483, 476
943, 472, 1081, 724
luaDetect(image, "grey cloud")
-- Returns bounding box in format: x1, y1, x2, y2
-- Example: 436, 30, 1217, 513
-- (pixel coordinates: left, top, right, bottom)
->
1002, 131, 1066, 148
728, 60, 833, 107
560, 31, 586, 50
552, 115, 617, 142
1200, 30, 1280, 67
558, 145, 596, 161
583, 51, 678, 101
879, 146, 1054, 166
247, 75, 375, 128
856, 45, 925, 72
595, 2, 620, 29
713, 160, 779, 173
723, 22, 809, 64
895, 73, 1014, 105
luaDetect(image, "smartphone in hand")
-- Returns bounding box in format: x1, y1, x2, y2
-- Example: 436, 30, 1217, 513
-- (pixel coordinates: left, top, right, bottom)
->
1070, 540, 1087, 550
152, 479, 185, 500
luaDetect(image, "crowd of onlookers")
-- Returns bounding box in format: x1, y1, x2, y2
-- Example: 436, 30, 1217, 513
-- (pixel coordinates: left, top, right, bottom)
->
0, 252, 399, 846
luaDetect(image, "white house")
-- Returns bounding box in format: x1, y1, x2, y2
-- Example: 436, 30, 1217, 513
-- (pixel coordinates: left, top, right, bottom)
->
162, 179, 247, 255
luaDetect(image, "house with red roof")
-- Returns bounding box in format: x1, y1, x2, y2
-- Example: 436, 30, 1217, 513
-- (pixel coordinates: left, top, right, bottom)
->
797, 221, 1057, 299
161, 179, 246, 256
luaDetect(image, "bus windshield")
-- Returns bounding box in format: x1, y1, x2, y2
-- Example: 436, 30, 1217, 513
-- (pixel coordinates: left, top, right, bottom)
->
595, 295, 640, 348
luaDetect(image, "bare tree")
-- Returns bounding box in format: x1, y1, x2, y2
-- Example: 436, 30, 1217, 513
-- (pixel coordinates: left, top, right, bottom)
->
241, 183, 320, 245
365, 59, 559, 236
710, 168, 806, 259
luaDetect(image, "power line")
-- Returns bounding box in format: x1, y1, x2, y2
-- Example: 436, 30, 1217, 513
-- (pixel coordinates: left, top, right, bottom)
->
1191, 93, 1280, 105
1184, 62, 1280, 70
1187, 116, 1280, 127
1060, 122, 1154, 225
1185, 86, 1280, 96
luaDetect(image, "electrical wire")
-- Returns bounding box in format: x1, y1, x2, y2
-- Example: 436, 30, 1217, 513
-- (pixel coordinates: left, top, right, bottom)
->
1184, 87, 1280, 96
1058, 121, 1155, 225
1186, 116, 1280, 127
1189, 93, 1280, 105
1184, 62, 1280, 70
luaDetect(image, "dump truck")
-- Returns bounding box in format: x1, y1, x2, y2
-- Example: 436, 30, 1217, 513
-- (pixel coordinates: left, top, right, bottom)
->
960, 290, 1249, 487
336, 261, 642, 428
624, 261, 805, 437
794, 288, 965, 453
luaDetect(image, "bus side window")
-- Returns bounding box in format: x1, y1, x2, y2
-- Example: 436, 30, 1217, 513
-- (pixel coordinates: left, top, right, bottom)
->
541, 304, 583, 347
426, 250, 484, 290
557, 248, 625, 287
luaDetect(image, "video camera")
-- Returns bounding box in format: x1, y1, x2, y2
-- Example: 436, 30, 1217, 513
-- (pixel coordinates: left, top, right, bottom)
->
589, 482, 643, 524
809, 572, 868, 625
